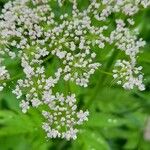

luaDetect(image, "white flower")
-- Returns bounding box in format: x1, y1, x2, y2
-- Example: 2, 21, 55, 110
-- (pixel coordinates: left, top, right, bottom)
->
0, 0, 148, 140
42, 94, 88, 140
113, 60, 145, 91
31, 98, 42, 107
77, 110, 89, 124
19, 100, 29, 113
63, 128, 78, 140
0, 86, 4, 91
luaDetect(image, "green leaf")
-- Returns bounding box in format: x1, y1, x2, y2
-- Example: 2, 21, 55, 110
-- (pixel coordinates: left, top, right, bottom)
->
94, 87, 140, 114
86, 112, 126, 128
80, 129, 110, 150
0, 110, 41, 136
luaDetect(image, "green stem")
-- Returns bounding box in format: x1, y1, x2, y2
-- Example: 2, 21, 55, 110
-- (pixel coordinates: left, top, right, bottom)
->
86, 49, 119, 108
42, 55, 53, 64
98, 70, 113, 76
100, 49, 119, 85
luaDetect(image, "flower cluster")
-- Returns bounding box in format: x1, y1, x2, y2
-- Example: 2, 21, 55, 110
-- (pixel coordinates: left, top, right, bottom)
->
0, 0, 149, 140
42, 93, 89, 140
113, 60, 145, 90
0, 65, 10, 91
109, 19, 146, 90
93, 0, 150, 21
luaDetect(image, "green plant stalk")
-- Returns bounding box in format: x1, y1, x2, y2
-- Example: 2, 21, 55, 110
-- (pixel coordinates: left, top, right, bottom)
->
86, 49, 119, 108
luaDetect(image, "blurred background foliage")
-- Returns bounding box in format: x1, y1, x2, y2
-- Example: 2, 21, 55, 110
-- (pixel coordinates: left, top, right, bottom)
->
0, 0, 150, 150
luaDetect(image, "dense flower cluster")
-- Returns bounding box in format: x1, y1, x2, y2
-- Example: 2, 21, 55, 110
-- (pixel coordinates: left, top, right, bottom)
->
42, 93, 89, 140
113, 60, 145, 90
0, 0, 149, 140
109, 19, 146, 90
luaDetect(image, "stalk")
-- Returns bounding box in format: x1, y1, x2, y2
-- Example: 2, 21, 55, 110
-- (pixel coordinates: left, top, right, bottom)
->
86, 49, 119, 108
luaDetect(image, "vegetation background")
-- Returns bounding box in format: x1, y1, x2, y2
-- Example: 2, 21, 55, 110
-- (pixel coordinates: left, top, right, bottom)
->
0, 0, 150, 150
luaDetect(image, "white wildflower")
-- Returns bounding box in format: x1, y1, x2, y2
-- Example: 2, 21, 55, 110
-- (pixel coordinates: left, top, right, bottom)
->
0, 0, 148, 140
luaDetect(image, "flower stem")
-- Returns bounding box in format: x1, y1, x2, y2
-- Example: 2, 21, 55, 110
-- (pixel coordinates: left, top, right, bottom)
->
86, 49, 119, 108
